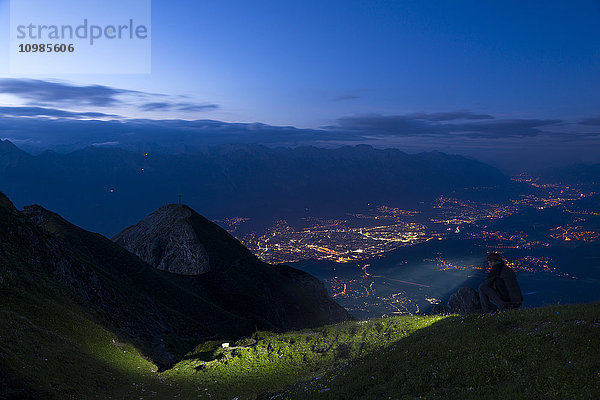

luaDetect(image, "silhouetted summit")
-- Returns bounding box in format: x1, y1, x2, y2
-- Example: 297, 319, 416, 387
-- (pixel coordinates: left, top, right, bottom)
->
114, 204, 255, 275
113, 203, 353, 328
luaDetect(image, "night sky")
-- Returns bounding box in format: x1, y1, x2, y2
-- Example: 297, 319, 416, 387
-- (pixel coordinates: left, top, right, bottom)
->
0, 0, 599, 171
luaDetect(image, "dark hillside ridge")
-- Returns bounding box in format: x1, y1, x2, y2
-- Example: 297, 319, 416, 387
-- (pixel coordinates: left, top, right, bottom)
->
0, 192, 350, 371
10, 200, 248, 369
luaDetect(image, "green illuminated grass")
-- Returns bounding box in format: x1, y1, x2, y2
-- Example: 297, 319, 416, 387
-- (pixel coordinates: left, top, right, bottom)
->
1, 300, 598, 399
164, 315, 443, 399
0, 291, 177, 399
268, 303, 600, 400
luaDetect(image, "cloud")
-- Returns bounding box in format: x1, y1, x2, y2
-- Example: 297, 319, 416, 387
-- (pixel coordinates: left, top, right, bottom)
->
330, 112, 561, 138
332, 114, 439, 135
0, 103, 592, 169
0, 78, 220, 114
176, 103, 220, 112
0, 106, 118, 119
0, 78, 136, 107
91, 141, 121, 147
450, 119, 562, 138
407, 111, 494, 121
333, 94, 360, 101
578, 117, 600, 126
137, 102, 172, 111
0, 116, 332, 150
139, 102, 219, 112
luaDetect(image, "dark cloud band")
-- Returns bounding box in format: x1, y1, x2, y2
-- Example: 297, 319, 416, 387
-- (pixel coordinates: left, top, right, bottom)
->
0, 78, 219, 113
331, 113, 561, 138
0, 106, 118, 119
139, 102, 219, 112
0, 78, 134, 107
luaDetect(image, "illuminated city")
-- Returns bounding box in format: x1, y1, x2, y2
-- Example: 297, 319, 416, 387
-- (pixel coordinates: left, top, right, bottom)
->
218, 177, 597, 264
217, 177, 599, 318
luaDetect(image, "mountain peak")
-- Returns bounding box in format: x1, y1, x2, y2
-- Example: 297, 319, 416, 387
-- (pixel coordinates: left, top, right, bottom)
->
0, 139, 17, 150
0, 191, 16, 211
113, 204, 214, 275
114, 203, 257, 275
113, 202, 352, 329
0, 140, 31, 171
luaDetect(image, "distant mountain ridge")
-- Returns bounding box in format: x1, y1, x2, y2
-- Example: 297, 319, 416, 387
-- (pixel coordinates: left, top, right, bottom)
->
0, 140, 526, 236
544, 163, 600, 186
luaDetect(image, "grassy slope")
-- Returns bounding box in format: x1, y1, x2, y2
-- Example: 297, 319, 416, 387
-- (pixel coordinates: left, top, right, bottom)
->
165, 314, 442, 399
0, 292, 171, 399
269, 303, 600, 400
0, 196, 177, 398
1, 302, 598, 399
168, 302, 600, 400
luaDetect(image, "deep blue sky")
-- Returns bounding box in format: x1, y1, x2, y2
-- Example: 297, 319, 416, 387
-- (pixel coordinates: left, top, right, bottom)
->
0, 0, 599, 169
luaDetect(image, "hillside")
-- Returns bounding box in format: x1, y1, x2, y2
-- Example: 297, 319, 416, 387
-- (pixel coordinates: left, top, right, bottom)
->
0, 193, 350, 373
1, 298, 598, 399
0, 193, 253, 371
267, 303, 600, 400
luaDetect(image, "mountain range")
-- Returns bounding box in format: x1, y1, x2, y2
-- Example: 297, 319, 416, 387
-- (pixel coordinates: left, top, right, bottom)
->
0, 140, 527, 236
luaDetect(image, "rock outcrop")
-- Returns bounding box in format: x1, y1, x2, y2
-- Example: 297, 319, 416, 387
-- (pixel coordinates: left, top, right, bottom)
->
114, 205, 210, 275
432, 286, 482, 314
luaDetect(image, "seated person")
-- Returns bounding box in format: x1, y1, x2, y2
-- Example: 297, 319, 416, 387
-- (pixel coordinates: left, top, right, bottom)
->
479, 253, 523, 312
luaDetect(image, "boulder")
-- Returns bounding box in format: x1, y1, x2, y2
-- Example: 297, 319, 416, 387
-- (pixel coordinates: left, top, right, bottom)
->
432, 287, 482, 314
